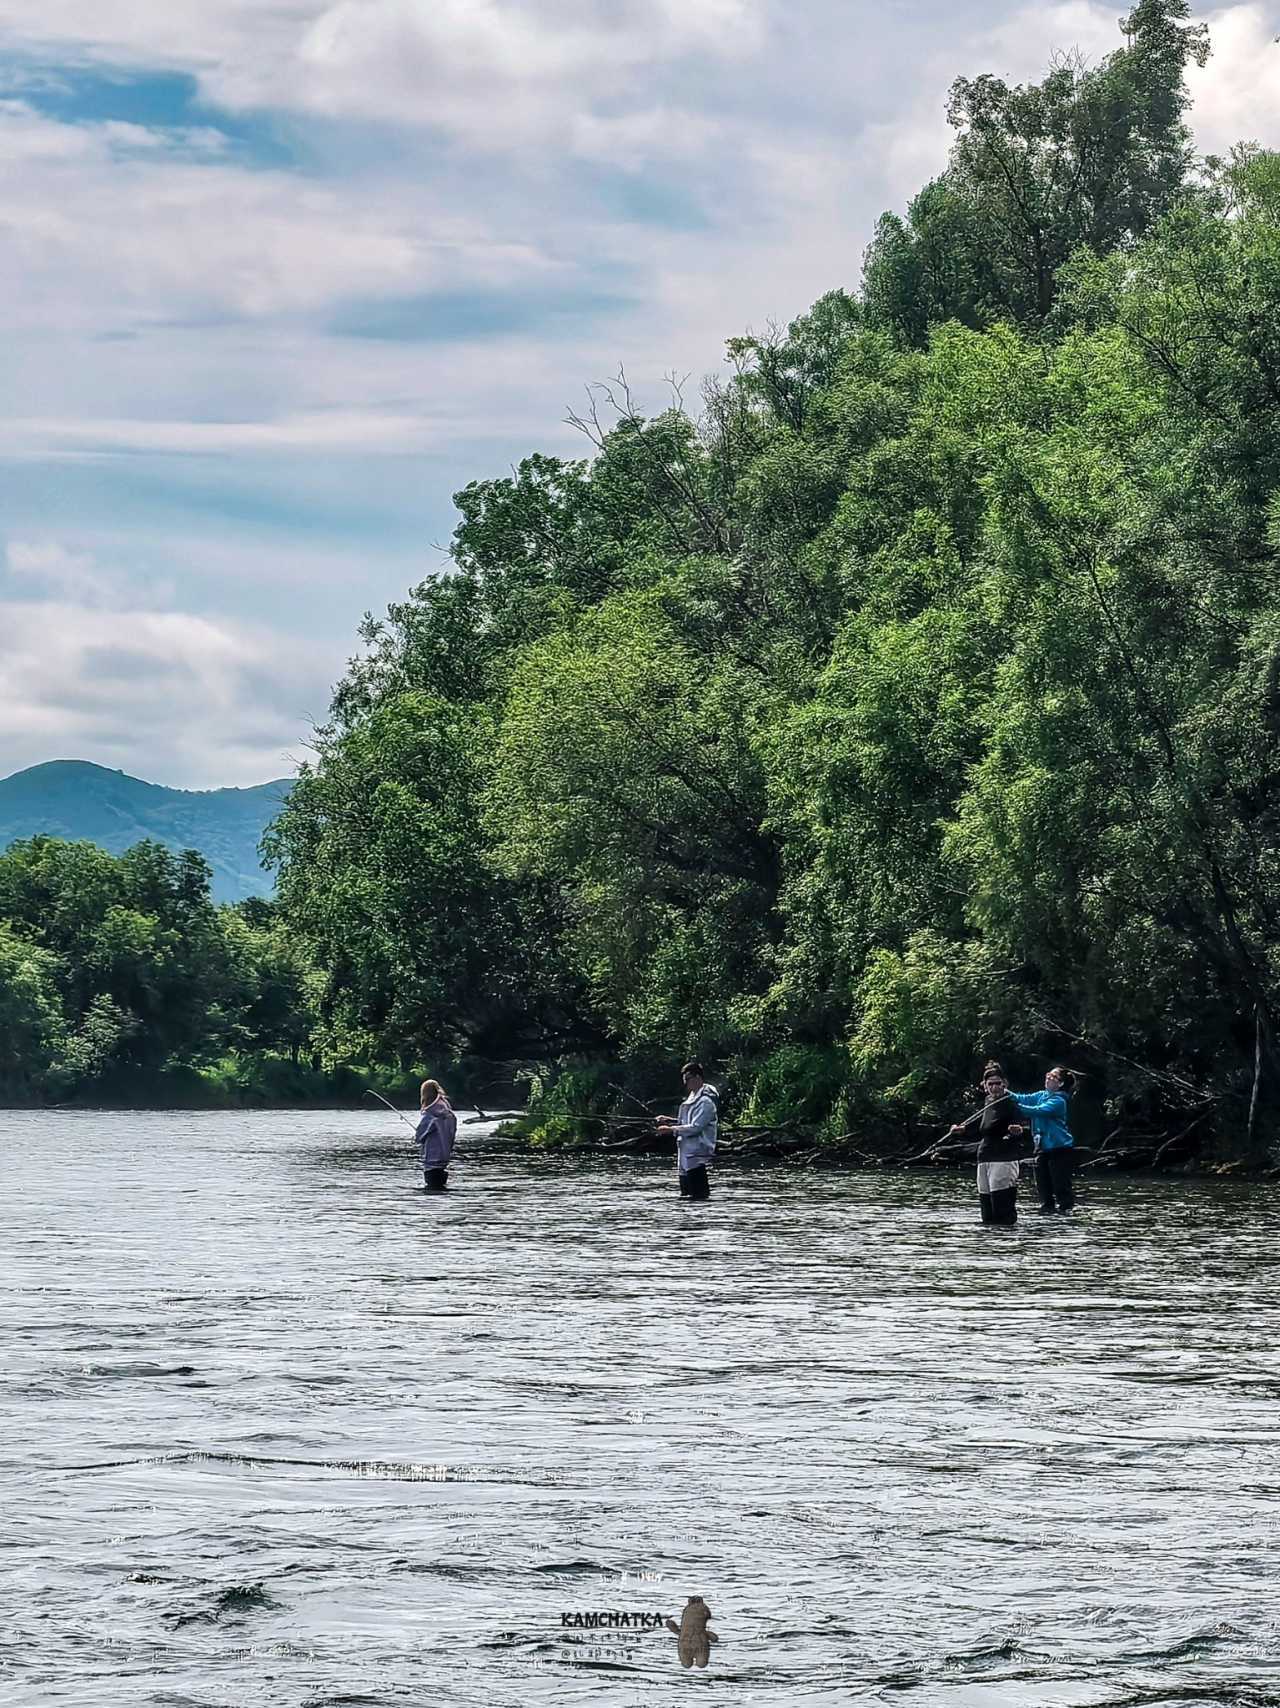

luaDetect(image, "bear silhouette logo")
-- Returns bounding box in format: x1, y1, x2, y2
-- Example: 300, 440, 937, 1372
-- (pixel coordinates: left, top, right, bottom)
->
665, 1595, 718, 1667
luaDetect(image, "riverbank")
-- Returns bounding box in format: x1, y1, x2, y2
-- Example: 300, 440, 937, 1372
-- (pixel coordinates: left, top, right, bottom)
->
0, 1060, 393, 1112
497, 1049, 1280, 1175
0, 1053, 522, 1113
497, 1113, 1280, 1180
8, 1050, 1275, 1179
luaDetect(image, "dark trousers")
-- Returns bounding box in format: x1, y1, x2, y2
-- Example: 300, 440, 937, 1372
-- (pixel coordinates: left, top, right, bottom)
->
424, 1167, 449, 1193
679, 1166, 710, 1201
1035, 1148, 1075, 1212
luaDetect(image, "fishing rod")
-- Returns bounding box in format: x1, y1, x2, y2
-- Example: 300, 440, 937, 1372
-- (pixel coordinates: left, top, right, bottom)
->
475, 1109, 679, 1127
938, 1091, 1017, 1139
363, 1088, 469, 1170
940, 1069, 1081, 1142
363, 1088, 418, 1133
608, 1081, 664, 1118
362, 1094, 659, 1129
567, 1111, 678, 1125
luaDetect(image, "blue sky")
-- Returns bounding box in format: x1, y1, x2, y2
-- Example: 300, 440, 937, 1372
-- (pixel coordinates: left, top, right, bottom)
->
0, 0, 1275, 787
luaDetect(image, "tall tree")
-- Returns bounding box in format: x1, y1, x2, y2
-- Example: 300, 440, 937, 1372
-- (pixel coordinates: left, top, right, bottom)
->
863, 0, 1210, 339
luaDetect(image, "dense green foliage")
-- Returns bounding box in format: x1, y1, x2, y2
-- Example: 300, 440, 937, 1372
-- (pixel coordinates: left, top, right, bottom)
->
264, 0, 1280, 1156
0, 837, 315, 1102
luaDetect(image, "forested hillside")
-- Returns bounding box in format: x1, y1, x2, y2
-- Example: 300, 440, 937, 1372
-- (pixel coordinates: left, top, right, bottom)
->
0, 762, 288, 904
267, 0, 1280, 1155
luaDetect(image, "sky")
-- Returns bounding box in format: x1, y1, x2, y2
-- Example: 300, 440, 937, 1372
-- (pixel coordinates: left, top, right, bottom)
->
1, 1, 1277, 789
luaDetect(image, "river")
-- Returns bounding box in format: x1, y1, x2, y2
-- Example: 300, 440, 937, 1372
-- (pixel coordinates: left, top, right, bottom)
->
3, 1109, 1278, 1705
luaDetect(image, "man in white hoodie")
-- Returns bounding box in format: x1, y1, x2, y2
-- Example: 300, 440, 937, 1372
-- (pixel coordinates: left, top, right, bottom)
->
656, 1060, 718, 1201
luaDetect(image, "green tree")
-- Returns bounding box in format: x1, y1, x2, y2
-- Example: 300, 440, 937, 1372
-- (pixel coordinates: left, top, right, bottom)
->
0, 837, 252, 1078
863, 0, 1209, 339
0, 926, 68, 1099
265, 693, 575, 1064
486, 586, 780, 1054
222, 906, 318, 1061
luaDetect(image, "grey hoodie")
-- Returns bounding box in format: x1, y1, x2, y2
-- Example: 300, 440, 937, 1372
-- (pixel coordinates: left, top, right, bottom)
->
673, 1085, 718, 1173
415, 1096, 457, 1168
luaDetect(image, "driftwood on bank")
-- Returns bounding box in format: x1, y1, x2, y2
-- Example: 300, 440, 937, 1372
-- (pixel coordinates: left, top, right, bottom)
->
600, 1119, 813, 1157
497, 1104, 1273, 1176
1076, 1110, 1212, 1173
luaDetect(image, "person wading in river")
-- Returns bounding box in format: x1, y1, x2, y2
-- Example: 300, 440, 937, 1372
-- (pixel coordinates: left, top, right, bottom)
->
416, 1078, 457, 1193
947, 1060, 1026, 1225
656, 1061, 718, 1201
1010, 1065, 1078, 1214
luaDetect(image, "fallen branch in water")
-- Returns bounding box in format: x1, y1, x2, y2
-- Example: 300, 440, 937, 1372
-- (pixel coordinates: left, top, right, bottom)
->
1079, 1148, 1148, 1171
822, 1135, 887, 1165
1150, 1112, 1211, 1169
886, 1139, 978, 1168
716, 1123, 809, 1156
1080, 1107, 1215, 1172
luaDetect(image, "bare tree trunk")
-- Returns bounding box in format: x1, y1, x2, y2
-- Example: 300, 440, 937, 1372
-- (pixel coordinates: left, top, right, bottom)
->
1246, 1003, 1263, 1158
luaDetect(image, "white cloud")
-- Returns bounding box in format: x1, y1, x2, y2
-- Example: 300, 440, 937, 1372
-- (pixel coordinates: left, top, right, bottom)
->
3, 409, 451, 458
1189, 4, 1280, 156
0, 0, 764, 156
0, 2, 317, 73
0, 0, 1279, 792
0, 104, 493, 328
568, 107, 724, 168
7, 540, 121, 604
0, 102, 574, 361
0, 594, 331, 787
285, 0, 746, 148
0, 96, 97, 158
6, 539, 177, 609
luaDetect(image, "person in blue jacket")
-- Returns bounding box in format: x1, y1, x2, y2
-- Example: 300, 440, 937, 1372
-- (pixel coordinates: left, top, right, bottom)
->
1011, 1065, 1077, 1214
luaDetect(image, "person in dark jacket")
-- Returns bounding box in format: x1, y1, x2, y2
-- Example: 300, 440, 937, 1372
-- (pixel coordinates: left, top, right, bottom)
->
948, 1061, 1027, 1224
415, 1078, 457, 1193
1011, 1065, 1077, 1213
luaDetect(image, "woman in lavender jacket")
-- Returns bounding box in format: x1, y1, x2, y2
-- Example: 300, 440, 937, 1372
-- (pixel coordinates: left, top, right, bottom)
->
416, 1078, 457, 1193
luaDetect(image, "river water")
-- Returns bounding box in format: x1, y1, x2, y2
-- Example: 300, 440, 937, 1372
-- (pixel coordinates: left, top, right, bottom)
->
3, 1110, 1279, 1706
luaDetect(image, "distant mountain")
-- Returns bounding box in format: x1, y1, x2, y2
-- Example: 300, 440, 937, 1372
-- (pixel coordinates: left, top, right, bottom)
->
0, 760, 292, 905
